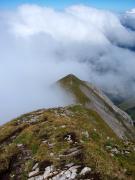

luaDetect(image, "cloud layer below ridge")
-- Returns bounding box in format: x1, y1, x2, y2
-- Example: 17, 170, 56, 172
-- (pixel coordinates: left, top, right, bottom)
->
0, 4, 135, 124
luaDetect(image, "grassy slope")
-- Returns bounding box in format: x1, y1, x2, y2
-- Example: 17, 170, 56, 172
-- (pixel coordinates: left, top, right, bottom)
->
0, 105, 135, 179
58, 74, 127, 114
0, 74, 135, 179
58, 74, 135, 140
58, 74, 90, 105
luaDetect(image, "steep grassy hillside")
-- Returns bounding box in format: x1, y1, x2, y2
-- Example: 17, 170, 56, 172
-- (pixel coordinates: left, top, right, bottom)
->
58, 74, 135, 140
58, 74, 90, 105
0, 105, 135, 180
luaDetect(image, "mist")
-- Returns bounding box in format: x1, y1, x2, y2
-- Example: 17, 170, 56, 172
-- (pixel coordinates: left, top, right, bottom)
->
0, 4, 135, 124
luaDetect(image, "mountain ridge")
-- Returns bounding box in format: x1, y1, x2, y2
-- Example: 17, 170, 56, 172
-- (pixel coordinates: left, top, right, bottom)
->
58, 74, 135, 140
0, 74, 135, 180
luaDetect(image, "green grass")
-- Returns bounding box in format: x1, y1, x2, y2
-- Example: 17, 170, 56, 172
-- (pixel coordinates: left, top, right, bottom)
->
0, 105, 135, 179
58, 74, 90, 105
0, 143, 19, 173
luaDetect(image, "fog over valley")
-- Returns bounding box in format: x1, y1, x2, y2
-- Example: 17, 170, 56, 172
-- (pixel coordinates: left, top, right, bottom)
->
0, 4, 135, 124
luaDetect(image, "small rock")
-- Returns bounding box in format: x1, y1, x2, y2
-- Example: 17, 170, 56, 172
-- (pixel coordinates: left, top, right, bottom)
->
50, 153, 54, 157
80, 167, 92, 175
48, 143, 55, 148
28, 178, 35, 180
65, 135, 72, 142
124, 141, 130, 145
82, 131, 89, 138
65, 170, 72, 178
52, 171, 66, 180
60, 113, 66, 117
65, 110, 73, 116
124, 150, 130, 154
111, 148, 119, 154
10, 174, 15, 178
31, 117, 37, 123
42, 140, 48, 144
69, 165, 80, 179
121, 151, 125, 155
61, 125, 66, 128
11, 135, 16, 140
110, 153, 114, 157
106, 146, 112, 150
35, 175, 44, 180
29, 168, 39, 178
59, 147, 82, 158
17, 144, 23, 148
32, 163, 39, 171
80, 140, 84, 143
66, 163, 74, 168
43, 166, 54, 179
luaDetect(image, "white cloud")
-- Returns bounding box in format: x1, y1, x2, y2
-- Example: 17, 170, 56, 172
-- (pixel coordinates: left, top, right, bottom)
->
0, 4, 135, 124
122, 9, 135, 30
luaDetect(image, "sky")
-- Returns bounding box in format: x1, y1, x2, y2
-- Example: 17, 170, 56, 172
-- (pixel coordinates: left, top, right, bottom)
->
0, 2, 135, 124
0, 0, 135, 11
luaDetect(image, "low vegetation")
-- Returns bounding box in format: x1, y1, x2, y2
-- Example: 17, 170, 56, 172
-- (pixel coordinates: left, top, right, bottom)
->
0, 105, 135, 179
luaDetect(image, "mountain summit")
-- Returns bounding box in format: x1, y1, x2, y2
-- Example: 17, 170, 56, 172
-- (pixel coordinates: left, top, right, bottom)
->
0, 74, 135, 180
58, 74, 135, 140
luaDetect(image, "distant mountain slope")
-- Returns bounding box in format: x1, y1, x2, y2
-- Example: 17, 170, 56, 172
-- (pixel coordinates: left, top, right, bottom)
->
58, 74, 135, 140
0, 105, 135, 180
126, 107, 135, 121
119, 98, 135, 111
118, 98, 135, 121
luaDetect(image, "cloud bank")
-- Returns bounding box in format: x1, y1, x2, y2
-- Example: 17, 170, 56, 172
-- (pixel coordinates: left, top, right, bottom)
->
0, 4, 135, 124
122, 9, 135, 30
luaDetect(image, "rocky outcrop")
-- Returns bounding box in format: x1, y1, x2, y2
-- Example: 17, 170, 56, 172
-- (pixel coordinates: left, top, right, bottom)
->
28, 163, 98, 180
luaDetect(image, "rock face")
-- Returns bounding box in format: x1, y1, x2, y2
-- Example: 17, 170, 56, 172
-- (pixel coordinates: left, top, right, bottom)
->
28, 164, 95, 180
58, 74, 135, 140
